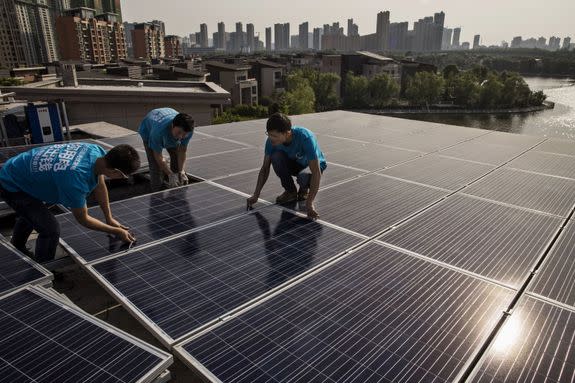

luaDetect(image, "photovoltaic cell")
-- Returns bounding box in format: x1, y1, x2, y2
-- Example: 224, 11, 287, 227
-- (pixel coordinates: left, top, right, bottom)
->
185, 148, 264, 180
379, 155, 495, 190
213, 162, 366, 203
305, 174, 448, 236
381, 127, 484, 153
378, 194, 563, 288
529, 221, 575, 306
58, 183, 248, 263
471, 297, 575, 383
473, 131, 544, 148
327, 144, 422, 171
535, 138, 575, 157
0, 241, 52, 296
507, 150, 575, 179
91, 207, 362, 343
185, 137, 248, 157
97, 134, 145, 150
197, 119, 267, 137
439, 141, 527, 165
0, 287, 171, 383
177, 242, 514, 383
462, 168, 575, 217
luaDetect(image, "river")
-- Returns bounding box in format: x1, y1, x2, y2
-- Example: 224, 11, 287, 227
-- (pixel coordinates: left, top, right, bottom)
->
398, 77, 575, 140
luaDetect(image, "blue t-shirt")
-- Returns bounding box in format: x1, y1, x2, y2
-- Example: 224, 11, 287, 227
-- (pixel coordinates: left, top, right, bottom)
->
138, 108, 193, 153
0, 143, 106, 208
264, 126, 327, 170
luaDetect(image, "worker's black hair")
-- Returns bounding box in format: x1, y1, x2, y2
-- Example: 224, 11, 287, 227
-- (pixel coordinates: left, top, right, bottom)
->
172, 113, 194, 132
105, 144, 140, 175
266, 112, 292, 134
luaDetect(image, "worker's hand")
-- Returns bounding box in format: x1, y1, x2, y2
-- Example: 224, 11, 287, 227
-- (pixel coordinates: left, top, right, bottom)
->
106, 217, 129, 230
167, 173, 180, 188
178, 171, 189, 186
114, 227, 136, 243
247, 194, 259, 209
306, 201, 319, 220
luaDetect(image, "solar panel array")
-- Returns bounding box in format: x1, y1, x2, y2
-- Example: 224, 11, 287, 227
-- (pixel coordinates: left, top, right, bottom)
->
57, 111, 575, 381
0, 286, 172, 382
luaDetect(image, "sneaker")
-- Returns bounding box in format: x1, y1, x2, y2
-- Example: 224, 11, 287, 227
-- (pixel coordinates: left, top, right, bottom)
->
297, 188, 309, 201
275, 190, 298, 204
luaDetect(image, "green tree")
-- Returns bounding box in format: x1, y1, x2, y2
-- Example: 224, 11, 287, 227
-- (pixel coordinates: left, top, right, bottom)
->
442, 64, 460, 79
311, 72, 341, 111
343, 72, 370, 108
278, 71, 316, 115
405, 71, 445, 106
452, 72, 481, 107
0, 77, 23, 86
479, 73, 504, 108
529, 90, 547, 106
500, 72, 531, 107
368, 73, 400, 108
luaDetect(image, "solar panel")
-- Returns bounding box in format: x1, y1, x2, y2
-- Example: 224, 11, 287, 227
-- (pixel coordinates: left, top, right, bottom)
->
378, 194, 563, 288
0, 240, 52, 297
89, 207, 363, 345
470, 297, 574, 383
327, 144, 422, 171
58, 182, 248, 264
472, 131, 545, 148
186, 136, 249, 157
535, 138, 575, 157
97, 134, 145, 150
507, 150, 575, 179
222, 131, 267, 148
303, 174, 448, 236
197, 119, 267, 137
313, 134, 372, 154
462, 168, 575, 217
529, 221, 575, 306
0, 286, 172, 382
175, 242, 515, 383
439, 141, 528, 165
213, 162, 366, 203
381, 127, 486, 153
379, 154, 495, 190
184, 148, 263, 180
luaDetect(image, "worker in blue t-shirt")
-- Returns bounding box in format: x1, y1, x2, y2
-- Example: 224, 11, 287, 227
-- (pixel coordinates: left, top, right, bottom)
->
0, 143, 140, 263
247, 112, 326, 220
138, 108, 194, 191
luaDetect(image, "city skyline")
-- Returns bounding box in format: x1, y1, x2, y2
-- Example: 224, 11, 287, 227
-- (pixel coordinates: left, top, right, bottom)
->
121, 0, 574, 46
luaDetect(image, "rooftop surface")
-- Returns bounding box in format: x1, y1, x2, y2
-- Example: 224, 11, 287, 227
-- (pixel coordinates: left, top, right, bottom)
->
1, 110, 574, 382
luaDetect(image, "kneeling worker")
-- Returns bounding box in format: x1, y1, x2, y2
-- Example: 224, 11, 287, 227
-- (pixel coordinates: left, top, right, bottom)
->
247, 113, 327, 220
138, 108, 194, 191
0, 143, 140, 262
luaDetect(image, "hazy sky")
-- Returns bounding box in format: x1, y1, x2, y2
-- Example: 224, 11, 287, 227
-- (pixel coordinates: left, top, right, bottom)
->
122, 0, 574, 46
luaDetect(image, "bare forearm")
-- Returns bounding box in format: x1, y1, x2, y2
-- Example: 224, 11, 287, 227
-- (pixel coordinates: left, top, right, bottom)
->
94, 179, 112, 221
177, 148, 187, 172
154, 152, 173, 176
308, 172, 321, 204
253, 168, 270, 197
78, 215, 118, 235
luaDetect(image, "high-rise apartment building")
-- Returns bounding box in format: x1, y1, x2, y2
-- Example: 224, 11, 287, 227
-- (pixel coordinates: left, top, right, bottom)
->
164, 35, 181, 57
0, 0, 59, 67
389, 22, 408, 51
299, 22, 309, 51
217, 22, 225, 49
247, 23, 255, 52
473, 34, 480, 49
376, 11, 390, 51
70, 0, 122, 20
452, 27, 461, 48
265, 27, 271, 51
199, 23, 208, 47
441, 28, 453, 50
56, 8, 126, 63
313, 27, 321, 50
132, 21, 165, 60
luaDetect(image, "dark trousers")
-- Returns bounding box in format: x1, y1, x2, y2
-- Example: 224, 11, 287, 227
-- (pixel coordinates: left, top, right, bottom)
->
270, 151, 317, 193
0, 186, 60, 262
144, 145, 180, 191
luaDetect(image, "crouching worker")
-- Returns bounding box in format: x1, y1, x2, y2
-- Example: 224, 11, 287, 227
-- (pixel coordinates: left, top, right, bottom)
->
247, 112, 326, 220
138, 108, 194, 191
0, 143, 139, 262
